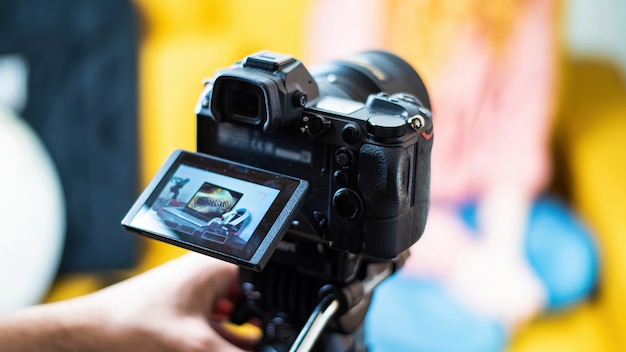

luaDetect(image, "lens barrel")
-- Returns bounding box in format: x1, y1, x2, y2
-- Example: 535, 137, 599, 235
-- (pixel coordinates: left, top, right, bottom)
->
311, 51, 430, 110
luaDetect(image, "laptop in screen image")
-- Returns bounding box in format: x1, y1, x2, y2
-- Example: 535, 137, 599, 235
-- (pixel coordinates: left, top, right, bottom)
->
163, 182, 243, 227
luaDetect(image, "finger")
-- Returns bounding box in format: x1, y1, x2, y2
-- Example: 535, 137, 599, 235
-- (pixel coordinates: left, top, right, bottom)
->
170, 253, 239, 297
209, 319, 261, 351
212, 293, 237, 318
169, 253, 244, 321
197, 258, 239, 303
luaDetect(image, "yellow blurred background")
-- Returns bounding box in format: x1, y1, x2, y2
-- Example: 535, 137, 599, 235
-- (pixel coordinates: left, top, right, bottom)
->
35, 0, 626, 350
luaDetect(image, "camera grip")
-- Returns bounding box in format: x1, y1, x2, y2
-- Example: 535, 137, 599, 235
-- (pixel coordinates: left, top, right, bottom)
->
359, 144, 413, 218
358, 137, 431, 258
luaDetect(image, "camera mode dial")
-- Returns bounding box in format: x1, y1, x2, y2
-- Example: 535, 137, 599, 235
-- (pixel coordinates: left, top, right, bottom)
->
367, 115, 407, 139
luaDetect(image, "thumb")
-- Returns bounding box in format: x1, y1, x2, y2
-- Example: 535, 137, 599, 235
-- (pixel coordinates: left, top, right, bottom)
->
173, 253, 240, 304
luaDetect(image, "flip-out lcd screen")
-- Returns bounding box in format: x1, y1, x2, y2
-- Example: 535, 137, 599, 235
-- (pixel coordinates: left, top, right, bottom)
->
121, 150, 308, 270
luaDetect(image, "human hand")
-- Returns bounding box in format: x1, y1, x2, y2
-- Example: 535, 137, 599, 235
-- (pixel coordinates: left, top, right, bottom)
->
0, 253, 253, 352
443, 188, 548, 331
83, 252, 250, 352
403, 198, 547, 332
445, 241, 547, 332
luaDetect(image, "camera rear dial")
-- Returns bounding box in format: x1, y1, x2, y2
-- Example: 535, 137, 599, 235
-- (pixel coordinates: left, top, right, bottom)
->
332, 188, 362, 220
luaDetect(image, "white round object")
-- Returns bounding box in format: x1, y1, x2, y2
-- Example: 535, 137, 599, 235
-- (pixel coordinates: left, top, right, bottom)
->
0, 107, 65, 313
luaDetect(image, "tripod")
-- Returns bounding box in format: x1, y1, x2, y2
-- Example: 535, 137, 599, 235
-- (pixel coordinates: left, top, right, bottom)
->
231, 235, 408, 352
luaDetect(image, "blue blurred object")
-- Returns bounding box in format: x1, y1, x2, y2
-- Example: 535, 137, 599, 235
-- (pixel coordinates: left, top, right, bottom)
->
365, 276, 507, 352
524, 198, 599, 310
365, 197, 599, 351
459, 197, 599, 310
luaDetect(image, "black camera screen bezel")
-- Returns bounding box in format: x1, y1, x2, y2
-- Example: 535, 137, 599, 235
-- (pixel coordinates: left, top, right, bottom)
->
121, 149, 308, 271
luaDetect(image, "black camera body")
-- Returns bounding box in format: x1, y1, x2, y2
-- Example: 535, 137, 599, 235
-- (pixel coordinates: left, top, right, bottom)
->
195, 51, 433, 265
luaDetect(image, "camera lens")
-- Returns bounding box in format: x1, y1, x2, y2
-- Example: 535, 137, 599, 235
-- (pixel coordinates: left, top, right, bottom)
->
311, 51, 430, 110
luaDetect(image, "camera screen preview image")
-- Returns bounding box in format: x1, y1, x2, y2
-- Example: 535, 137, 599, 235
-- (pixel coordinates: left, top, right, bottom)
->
130, 163, 280, 259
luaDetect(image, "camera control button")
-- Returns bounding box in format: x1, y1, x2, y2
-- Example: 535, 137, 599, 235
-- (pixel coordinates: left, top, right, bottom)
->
333, 170, 349, 186
332, 188, 362, 220
367, 115, 406, 139
341, 124, 361, 144
303, 114, 330, 136
334, 148, 353, 168
292, 91, 308, 107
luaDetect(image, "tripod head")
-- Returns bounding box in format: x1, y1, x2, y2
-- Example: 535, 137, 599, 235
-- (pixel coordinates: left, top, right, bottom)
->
231, 232, 409, 351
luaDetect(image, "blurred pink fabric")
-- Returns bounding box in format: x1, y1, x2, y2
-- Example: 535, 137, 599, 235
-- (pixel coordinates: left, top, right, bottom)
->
427, 0, 556, 203
307, 0, 559, 330
406, 0, 558, 277
307, 0, 556, 202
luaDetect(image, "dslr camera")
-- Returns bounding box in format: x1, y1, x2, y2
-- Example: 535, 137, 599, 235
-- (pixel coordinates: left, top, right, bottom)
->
123, 50, 432, 351
197, 50, 433, 264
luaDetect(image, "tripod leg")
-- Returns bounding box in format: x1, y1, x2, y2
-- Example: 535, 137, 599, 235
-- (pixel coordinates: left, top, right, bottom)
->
289, 295, 340, 352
